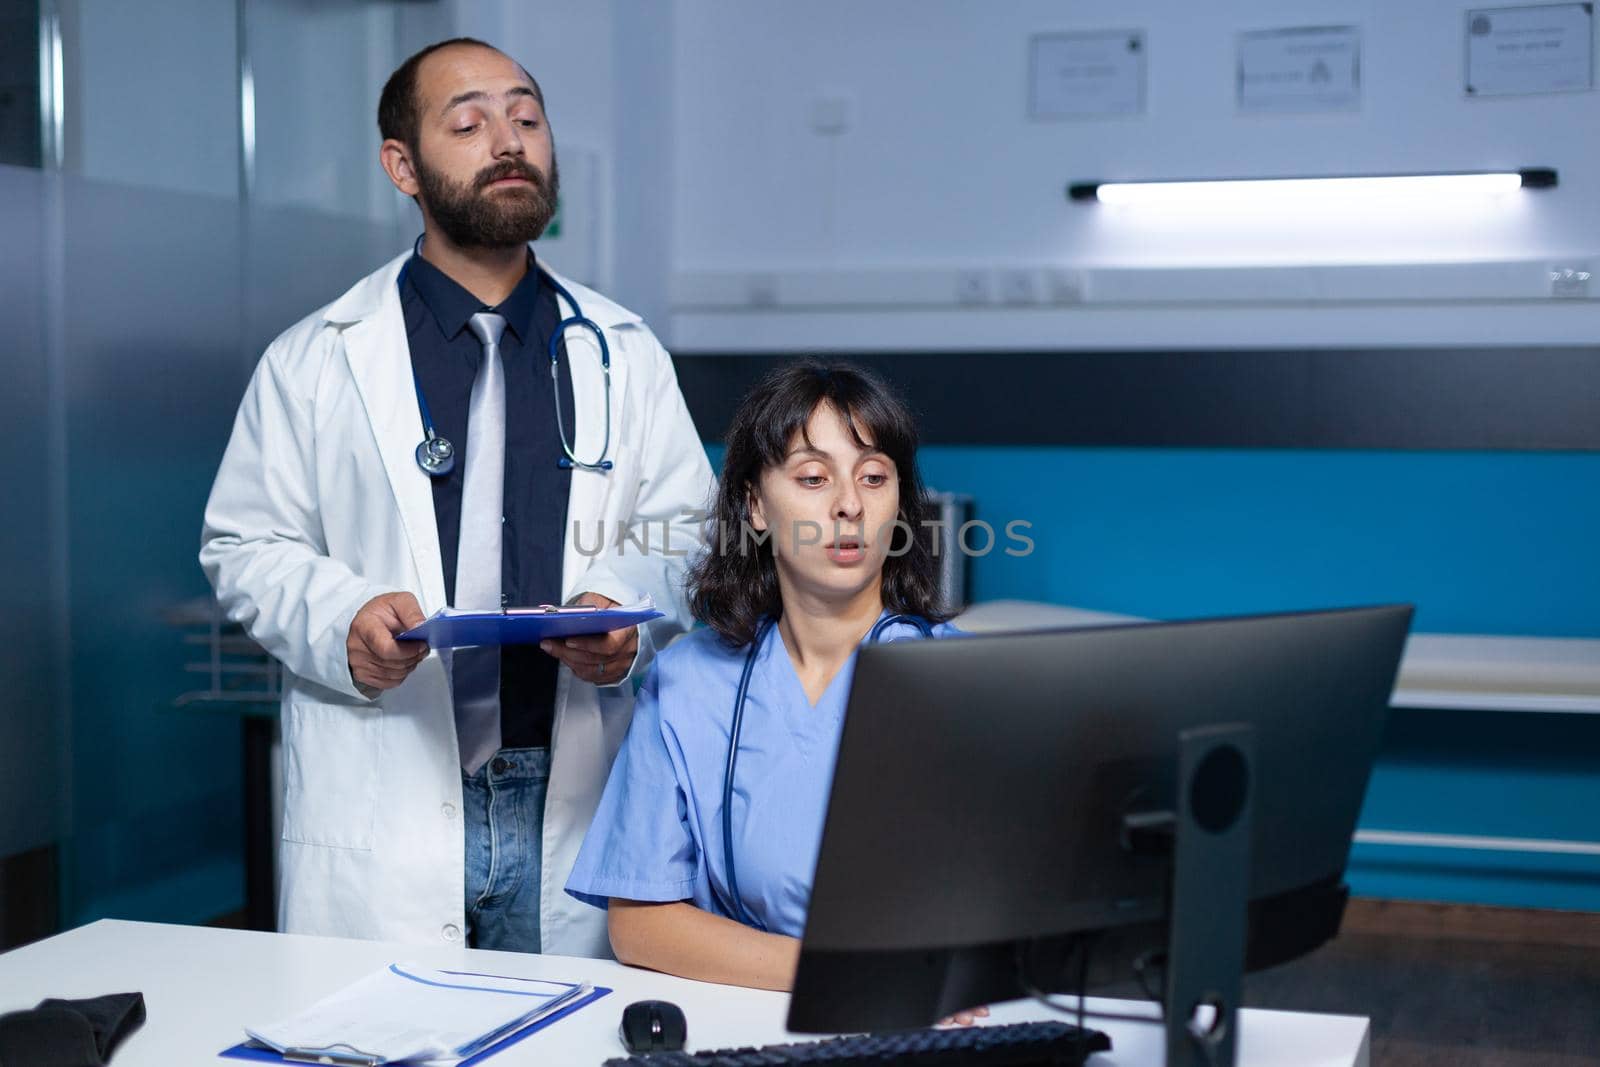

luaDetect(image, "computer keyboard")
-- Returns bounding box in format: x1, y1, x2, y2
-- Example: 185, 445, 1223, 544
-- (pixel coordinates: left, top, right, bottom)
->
603, 1019, 1112, 1066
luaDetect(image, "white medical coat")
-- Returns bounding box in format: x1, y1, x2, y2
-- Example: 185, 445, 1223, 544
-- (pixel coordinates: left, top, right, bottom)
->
199, 250, 714, 955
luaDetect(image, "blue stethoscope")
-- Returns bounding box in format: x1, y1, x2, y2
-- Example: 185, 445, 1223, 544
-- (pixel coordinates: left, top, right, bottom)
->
403, 239, 614, 476
719, 612, 936, 931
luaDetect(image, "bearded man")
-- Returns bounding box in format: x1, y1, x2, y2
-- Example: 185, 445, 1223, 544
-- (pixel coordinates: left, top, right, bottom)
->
200, 38, 713, 956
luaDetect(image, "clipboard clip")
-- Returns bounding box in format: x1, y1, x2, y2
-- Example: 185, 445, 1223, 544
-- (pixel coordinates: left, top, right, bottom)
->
282, 1046, 382, 1067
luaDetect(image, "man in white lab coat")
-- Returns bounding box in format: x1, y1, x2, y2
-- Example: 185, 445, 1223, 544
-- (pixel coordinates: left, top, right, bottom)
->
200, 38, 713, 957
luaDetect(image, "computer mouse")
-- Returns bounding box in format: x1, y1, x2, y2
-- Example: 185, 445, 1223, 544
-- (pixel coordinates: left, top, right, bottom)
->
619, 999, 687, 1053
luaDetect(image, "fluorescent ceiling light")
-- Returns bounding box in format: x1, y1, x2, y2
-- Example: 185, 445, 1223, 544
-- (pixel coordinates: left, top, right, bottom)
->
1070, 169, 1556, 207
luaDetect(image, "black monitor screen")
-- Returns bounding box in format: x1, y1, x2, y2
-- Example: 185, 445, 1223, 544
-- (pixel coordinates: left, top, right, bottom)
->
789, 605, 1412, 1033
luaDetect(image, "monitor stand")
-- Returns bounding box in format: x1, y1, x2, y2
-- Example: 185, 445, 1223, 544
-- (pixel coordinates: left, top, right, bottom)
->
1126, 723, 1256, 1067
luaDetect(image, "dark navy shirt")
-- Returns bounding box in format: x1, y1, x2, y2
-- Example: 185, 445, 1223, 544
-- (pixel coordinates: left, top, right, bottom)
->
401, 251, 571, 750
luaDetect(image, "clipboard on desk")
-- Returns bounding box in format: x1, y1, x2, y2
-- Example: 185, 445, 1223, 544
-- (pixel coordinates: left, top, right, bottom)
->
219, 964, 611, 1066
398, 597, 663, 649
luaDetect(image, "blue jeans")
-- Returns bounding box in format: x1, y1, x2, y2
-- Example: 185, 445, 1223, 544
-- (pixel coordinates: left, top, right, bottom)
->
461, 747, 550, 952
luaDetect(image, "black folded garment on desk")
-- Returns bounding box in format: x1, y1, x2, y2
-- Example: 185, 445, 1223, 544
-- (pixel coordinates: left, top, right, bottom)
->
0, 992, 146, 1067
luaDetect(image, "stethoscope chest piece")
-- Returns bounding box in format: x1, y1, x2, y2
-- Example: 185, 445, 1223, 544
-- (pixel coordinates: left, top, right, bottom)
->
415, 435, 456, 477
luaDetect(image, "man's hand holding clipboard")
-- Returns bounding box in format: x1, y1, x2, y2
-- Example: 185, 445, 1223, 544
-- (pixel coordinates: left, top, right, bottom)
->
539, 591, 644, 687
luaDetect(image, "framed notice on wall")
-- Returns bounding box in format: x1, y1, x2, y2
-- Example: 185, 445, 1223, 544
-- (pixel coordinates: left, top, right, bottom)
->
1028, 30, 1146, 119
1237, 26, 1362, 113
1466, 3, 1594, 96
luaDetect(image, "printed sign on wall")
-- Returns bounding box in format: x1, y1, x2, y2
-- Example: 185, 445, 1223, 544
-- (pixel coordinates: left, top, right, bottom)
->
1466, 3, 1594, 96
1237, 26, 1362, 113
1029, 31, 1147, 119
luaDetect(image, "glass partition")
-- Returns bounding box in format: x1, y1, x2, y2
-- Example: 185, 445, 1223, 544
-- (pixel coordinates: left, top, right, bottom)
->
1, 0, 441, 927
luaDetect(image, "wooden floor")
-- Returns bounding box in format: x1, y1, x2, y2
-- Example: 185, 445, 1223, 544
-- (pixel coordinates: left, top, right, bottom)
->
1243, 899, 1600, 1066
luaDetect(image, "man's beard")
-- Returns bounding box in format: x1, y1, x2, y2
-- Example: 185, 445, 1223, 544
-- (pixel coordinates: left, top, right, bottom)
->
414, 150, 560, 249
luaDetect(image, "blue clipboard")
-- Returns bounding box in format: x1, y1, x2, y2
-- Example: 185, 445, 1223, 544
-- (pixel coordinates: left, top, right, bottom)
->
218, 985, 611, 1066
398, 607, 663, 649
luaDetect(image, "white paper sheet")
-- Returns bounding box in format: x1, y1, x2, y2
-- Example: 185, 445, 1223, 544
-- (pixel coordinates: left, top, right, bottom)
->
1467, 4, 1593, 96
1029, 31, 1147, 119
245, 963, 588, 1064
1237, 26, 1361, 113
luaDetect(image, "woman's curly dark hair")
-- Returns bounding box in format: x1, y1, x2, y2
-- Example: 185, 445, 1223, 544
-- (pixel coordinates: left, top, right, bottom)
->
687, 359, 952, 647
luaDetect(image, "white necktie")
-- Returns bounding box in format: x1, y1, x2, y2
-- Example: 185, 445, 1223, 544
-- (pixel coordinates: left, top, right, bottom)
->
453, 312, 507, 774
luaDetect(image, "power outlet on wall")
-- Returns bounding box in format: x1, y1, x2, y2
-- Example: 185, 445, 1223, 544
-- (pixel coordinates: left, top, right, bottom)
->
1549, 264, 1592, 299
809, 94, 853, 136
955, 270, 991, 305
1047, 269, 1086, 304
998, 269, 1039, 305
746, 273, 779, 307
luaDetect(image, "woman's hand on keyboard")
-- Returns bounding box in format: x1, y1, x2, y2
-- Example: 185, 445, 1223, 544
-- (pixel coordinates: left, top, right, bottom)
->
936, 1005, 990, 1027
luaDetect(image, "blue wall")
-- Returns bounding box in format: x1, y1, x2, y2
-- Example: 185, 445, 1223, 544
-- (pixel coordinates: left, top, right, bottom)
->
918, 446, 1599, 639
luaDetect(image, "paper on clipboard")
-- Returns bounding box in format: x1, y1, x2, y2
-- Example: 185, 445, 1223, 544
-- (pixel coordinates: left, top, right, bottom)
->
397, 596, 662, 649
242, 963, 592, 1065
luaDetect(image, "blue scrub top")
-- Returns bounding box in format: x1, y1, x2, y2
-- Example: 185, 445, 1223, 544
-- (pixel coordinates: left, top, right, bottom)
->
566, 614, 963, 937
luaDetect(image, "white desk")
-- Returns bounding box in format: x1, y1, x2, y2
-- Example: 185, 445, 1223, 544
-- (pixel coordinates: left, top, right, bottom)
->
0, 920, 1368, 1066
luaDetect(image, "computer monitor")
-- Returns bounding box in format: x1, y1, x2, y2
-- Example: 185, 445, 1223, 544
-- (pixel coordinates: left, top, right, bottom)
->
789, 605, 1412, 1064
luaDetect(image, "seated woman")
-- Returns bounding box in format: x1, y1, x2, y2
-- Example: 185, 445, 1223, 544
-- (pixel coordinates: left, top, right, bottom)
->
566, 359, 965, 993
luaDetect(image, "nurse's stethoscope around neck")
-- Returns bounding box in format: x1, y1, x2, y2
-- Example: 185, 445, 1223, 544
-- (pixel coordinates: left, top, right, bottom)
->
719, 611, 936, 931
402, 236, 614, 475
